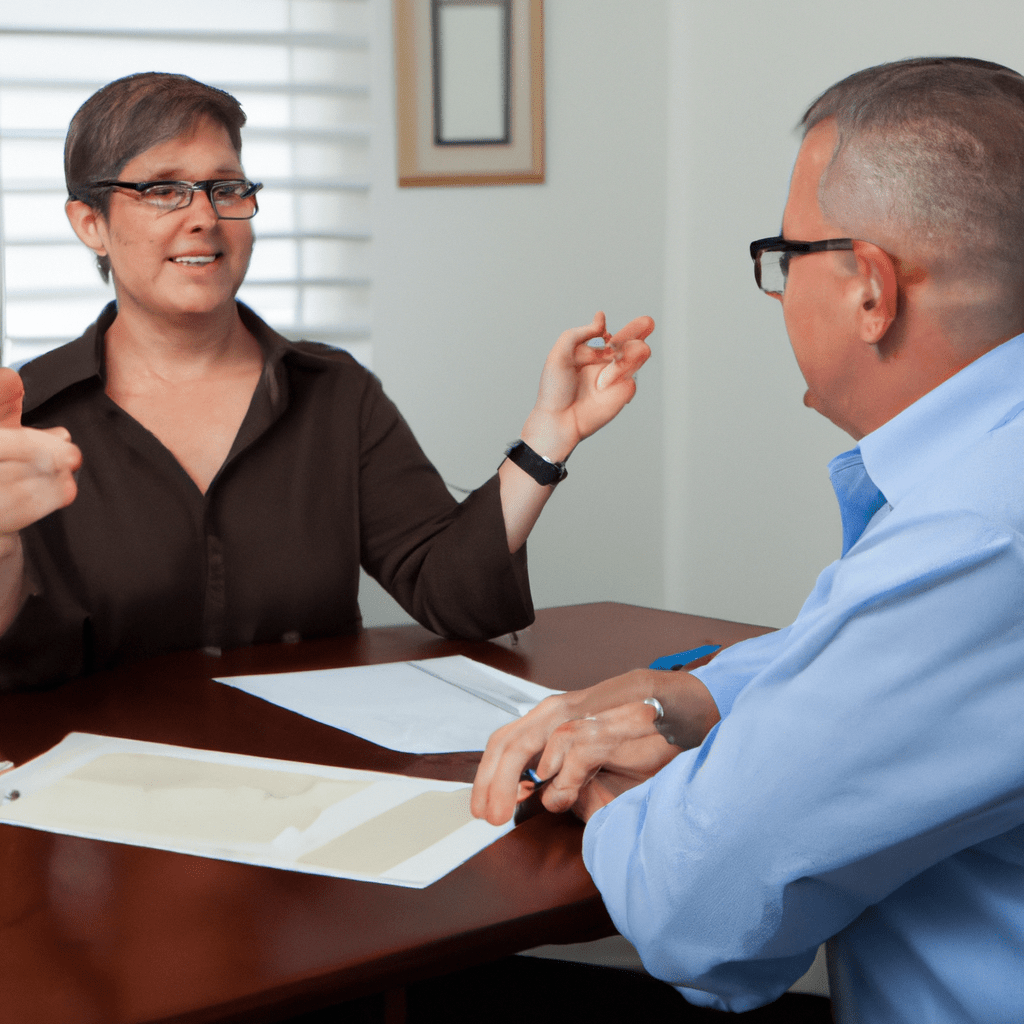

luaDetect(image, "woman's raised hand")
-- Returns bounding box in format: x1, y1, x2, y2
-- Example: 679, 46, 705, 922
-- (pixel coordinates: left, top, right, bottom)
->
520, 311, 653, 461
0, 367, 82, 632
0, 367, 81, 540
498, 313, 653, 554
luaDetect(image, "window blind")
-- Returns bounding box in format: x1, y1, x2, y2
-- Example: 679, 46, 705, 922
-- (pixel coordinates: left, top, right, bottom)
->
0, 0, 372, 367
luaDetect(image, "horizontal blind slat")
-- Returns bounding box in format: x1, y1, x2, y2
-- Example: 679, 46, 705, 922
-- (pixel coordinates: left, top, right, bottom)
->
0, 27, 368, 49
0, 0, 373, 367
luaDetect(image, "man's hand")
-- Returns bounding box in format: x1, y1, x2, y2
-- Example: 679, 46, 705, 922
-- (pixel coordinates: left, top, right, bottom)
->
471, 667, 721, 826
532, 703, 681, 819
572, 765, 648, 823
0, 367, 81, 544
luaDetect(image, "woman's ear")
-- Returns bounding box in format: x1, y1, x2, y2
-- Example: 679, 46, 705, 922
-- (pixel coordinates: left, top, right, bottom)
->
65, 199, 108, 257
851, 240, 898, 344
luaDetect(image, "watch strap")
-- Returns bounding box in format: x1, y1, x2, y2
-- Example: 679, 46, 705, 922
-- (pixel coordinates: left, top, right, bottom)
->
502, 440, 568, 486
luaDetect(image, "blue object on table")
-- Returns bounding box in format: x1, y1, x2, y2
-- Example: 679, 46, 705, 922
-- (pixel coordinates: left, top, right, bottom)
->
515, 767, 555, 825
649, 644, 721, 671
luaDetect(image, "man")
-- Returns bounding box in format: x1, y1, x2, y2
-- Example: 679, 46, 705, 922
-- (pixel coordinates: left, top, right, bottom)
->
473, 57, 1024, 1023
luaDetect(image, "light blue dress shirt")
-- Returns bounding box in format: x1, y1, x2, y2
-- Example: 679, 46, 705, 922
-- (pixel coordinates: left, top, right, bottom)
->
583, 334, 1024, 1022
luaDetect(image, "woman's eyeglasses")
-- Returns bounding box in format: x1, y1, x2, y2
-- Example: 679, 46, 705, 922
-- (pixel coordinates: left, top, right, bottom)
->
84, 179, 263, 220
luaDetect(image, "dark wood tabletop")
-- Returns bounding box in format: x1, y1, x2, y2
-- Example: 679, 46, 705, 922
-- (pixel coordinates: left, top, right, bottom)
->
0, 602, 772, 1024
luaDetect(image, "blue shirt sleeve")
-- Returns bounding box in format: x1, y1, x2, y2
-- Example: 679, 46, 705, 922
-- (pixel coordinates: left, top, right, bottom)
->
583, 506, 1024, 1013
689, 624, 792, 719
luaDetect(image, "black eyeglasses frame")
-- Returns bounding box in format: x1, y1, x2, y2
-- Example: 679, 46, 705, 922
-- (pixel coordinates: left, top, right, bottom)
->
749, 235, 855, 294
86, 179, 263, 220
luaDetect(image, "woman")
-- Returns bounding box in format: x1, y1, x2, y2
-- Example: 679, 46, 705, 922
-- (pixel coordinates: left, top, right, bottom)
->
0, 73, 652, 690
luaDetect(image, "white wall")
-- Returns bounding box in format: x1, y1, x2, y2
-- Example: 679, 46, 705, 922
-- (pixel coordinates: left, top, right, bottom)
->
364, 0, 1024, 632
363, 0, 670, 625
662, 0, 1024, 628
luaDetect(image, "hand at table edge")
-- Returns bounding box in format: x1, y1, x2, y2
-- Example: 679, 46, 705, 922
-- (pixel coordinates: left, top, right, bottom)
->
470, 667, 721, 826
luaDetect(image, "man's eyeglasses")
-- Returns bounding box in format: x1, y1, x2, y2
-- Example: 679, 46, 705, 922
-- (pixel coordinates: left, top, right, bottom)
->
88, 179, 263, 220
749, 235, 854, 295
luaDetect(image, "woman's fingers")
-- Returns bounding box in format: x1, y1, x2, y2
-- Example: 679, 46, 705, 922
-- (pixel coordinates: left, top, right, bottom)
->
608, 315, 655, 346
551, 311, 609, 367
594, 337, 652, 392
0, 369, 24, 429
0, 426, 82, 534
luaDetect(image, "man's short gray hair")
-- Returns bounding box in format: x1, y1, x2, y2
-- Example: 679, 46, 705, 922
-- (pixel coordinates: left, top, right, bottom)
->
802, 58, 1024, 293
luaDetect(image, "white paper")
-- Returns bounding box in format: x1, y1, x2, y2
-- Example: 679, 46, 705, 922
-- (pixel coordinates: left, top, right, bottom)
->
214, 655, 561, 753
0, 733, 513, 888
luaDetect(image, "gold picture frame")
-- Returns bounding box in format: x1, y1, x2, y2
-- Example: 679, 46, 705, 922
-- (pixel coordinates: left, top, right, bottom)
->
394, 0, 545, 186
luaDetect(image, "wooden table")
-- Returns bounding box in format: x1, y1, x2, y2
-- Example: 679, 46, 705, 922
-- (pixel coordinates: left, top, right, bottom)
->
0, 602, 771, 1024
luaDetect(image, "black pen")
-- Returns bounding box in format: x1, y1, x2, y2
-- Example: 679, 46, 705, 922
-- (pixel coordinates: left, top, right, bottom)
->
515, 767, 554, 824
520, 767, 549, 787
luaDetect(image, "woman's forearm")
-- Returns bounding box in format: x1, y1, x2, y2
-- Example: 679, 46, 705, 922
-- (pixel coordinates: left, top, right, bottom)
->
497, 411, 574, 553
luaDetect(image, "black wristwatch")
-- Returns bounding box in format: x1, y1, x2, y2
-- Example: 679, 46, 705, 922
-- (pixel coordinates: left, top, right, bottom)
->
502, 440, 568, 486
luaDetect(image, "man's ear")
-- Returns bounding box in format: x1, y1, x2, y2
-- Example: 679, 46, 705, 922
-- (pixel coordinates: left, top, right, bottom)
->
65, 199, 107, 257
851, 240, 897, 344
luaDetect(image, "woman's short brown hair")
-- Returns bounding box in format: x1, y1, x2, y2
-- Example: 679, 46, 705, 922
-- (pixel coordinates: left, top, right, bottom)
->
65, 72, 247, 281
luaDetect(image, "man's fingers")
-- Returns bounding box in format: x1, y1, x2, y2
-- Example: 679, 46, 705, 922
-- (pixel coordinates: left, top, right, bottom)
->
617, 336, 653, 373
0, 369, 25, 430
538, 706, 658, 814
0, 476, 78, 534
471, 697, 570, 824
473, 672, 663, 825
541, 725, 605, 813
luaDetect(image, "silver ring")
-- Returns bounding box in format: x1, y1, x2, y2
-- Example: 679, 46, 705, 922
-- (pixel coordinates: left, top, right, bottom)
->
643, 696, 665, 720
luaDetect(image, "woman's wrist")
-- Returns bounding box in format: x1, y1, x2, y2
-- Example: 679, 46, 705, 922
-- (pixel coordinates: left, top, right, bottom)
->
517, 409, 578, 464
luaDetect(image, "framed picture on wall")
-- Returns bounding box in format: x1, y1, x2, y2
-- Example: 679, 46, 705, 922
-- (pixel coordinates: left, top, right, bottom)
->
394, 0, 544, 186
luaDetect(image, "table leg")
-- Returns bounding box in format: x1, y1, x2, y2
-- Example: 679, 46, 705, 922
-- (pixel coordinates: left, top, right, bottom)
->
383, 986, 407, 1024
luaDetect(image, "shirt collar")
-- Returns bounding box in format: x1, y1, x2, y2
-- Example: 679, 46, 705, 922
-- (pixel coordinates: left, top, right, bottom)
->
857, 332, 1024, 507
20, 303, 113, 414
21, 301, 319, 416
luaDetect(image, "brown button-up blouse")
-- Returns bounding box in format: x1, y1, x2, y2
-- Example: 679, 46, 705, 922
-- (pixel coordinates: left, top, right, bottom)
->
0, 303, 533, 690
